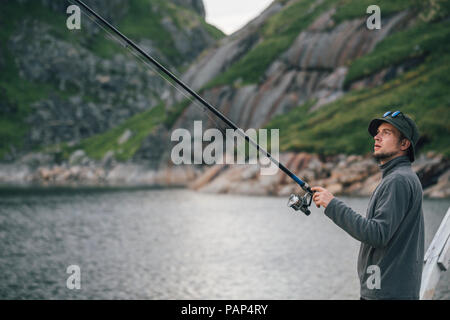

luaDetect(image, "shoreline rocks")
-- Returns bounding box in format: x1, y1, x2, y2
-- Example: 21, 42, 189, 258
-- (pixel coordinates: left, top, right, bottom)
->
0, 152, 449, 199
0, 161, 201, 188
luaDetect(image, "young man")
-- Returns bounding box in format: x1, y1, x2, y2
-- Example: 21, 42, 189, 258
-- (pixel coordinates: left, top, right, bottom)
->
312, 111, 424, 300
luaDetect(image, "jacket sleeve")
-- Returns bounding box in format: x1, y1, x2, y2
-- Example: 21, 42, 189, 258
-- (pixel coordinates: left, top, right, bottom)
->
323, 177, 410, 248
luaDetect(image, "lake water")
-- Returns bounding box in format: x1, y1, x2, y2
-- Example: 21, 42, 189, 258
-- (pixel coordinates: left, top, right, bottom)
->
0, 187, 448, 300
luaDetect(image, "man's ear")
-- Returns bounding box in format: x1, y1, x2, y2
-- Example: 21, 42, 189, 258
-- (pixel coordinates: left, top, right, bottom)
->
400, 138, 411, 151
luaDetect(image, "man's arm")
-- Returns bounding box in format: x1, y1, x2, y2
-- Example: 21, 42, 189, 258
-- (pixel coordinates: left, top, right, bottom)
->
313, 178, 410, 248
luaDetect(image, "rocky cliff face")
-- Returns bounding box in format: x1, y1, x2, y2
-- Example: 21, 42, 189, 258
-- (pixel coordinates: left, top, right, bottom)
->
146, 3, 426, 172
10, 19, 166, 148
175, 6, 413, 131
1, 0, 222, 160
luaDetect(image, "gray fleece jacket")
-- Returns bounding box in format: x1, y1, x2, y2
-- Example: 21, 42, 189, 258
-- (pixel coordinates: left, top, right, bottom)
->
324, 156, 424, 299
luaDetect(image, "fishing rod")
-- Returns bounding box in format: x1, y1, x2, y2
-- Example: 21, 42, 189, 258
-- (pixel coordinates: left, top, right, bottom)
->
71, 0, 314, 215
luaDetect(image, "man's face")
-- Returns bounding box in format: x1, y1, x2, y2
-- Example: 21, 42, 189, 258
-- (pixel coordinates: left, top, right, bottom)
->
373, 122, 406, 163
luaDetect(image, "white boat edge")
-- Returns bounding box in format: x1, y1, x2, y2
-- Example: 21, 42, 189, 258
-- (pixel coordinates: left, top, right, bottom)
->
420, 206, 450, 299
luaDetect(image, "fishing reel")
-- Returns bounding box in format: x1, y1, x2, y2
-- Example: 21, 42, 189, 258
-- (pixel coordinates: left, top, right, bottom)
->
287, 192, 313, 216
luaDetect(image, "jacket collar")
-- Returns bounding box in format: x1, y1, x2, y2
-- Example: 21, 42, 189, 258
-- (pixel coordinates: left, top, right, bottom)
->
380, 155, 410, 178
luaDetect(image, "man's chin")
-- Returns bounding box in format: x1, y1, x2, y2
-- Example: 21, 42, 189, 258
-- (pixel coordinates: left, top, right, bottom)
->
372, 151, 397, 163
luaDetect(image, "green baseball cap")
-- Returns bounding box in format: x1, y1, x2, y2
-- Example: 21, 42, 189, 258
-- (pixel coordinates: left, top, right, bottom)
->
368, 111, 420, 162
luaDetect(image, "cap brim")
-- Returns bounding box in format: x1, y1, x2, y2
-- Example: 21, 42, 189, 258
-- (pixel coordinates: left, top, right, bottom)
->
368, 118, 386, 137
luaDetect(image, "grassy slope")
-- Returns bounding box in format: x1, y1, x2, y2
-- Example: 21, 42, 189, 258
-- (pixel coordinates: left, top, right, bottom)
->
85, 0, 225, 61
6, 0, 446, 161
344, 17, 450, 87
0, 2, 70, 158
204, 0, 329, 88
55, 103, 166, 161
203, 0, 418, 89
266, 53, 450, 157
0, 0, 223, 159
59, 0, 450, 161
331, 0, 423, 24
54, 98, 193, 161
265, 4, 450, 158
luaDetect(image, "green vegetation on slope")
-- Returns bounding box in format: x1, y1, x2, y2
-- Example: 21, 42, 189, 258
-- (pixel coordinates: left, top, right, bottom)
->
164, 99, 192, 129
332, 0, 421, 25
54, 98, 193, 161
60, 51, 450, 162
266, 54, 450, 157
89, 0, 224, 62
0, 0, 222, 159
201, 0, 450, 158
200, 20, 226, 41
2, 0, 448, 162
204, 0, 447, 89
333, 0, 450, 25
344, 19, 450, 88
62, 0, 450, 161
115, 0, 182, 64
204, 0, 334, 88
0, 1, 74, 158
58, 103, 166, 161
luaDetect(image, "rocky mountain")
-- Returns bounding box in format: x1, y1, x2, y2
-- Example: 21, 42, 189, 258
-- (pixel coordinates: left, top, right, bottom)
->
0, 0, 223, 160
178, 6, 410, 129
1, 0, 449, 197
171, 0, 449, 157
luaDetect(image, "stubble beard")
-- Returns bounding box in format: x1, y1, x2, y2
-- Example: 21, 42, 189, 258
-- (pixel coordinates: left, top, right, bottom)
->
372, 151, 398, 163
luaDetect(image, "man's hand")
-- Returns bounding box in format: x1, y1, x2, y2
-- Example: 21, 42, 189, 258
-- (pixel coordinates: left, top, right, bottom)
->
311, 187, 334, 208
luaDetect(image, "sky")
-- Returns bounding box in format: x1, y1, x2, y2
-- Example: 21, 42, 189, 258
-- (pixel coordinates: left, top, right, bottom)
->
203, 0, 274, 35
